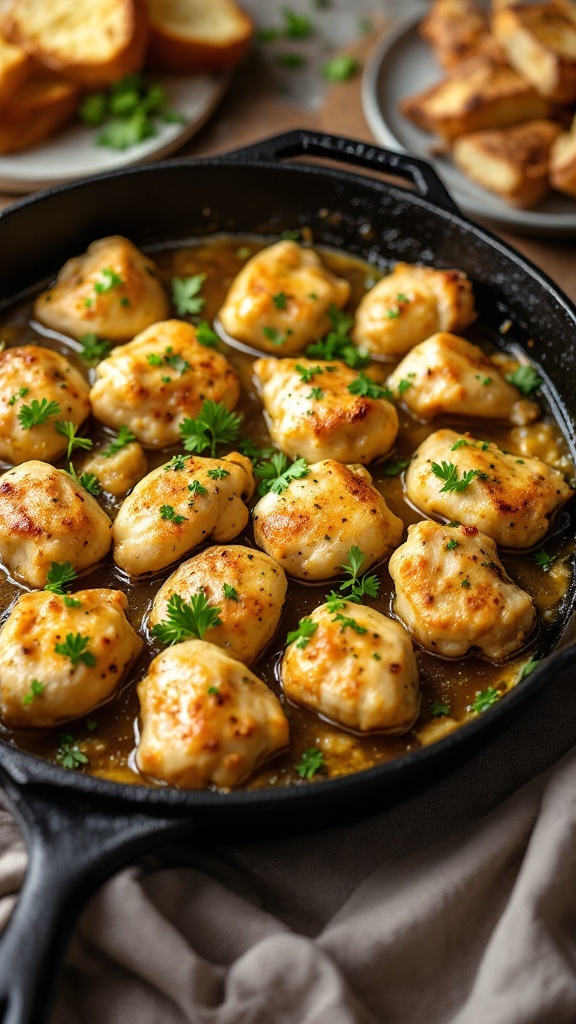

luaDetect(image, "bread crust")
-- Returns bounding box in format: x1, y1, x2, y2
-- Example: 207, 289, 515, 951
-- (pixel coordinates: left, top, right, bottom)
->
420, 0, 494, 69
145, 0, 253, 73
550, 115, 576, 198
0, 73, 78, 153
0, 35, 33, 107
492, 2, 576, 104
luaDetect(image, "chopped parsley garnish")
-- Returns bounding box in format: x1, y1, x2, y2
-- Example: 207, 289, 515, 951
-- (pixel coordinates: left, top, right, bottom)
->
64, 596, 82, 608
276, 53, 306, 68
188, 479, 208, 499
295, 747, 325, 779
430, 700, 451, 718
476, 374, 492, 386
273, 291, 288, 309
461, 578, 471, 588
78, 333, 112, 361
286, 617, 318, 649
54, 633, 96, 668
147, 346, 189, 375
283, 9, 312, 37
179, 400, 242, 457
196, 321, 219, 348
172, 274, 206, 316
296, 363, 324, 383
7, 386, 29, 406
445, 539, 459, 551
56, 733, 89, 769
67, 463, 101, 497
339, 545, 380, 603
397, 378, 413, 395
307, 387, 324, 400
333, 613, 368, 635
18, 398, 61, 430
103, 425, 136, 457
207, 685, 220, 696
152, 591, 222, 645
22, 679, 45, 707
223, 584, 239, 601
255, 452, 309, 495
505, 365, 543, 396
44, 561, 77, 595
518, 657, 540, 681
262, 325, 293, 346
54, 420, 93, 460
534, 549, 557, 571
80, 74, 184, 152
207, 467, 230, 480
431, 461, 479, 493
163, 454, 187, 472
147, 353, 163, 366
347, 372, 393, 400
305, 304, 370, 369
160, 504, 188, 524
381, 457, 410, 477
470, 688, 500, 713
239, 438, 277, 462
450, 438, 475, 451
94, 267, 123, 294
325, 592, 348, 613
322, 55, 360, 82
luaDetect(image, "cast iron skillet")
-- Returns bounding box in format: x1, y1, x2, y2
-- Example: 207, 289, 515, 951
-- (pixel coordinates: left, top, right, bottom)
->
0, 131, 575, 1024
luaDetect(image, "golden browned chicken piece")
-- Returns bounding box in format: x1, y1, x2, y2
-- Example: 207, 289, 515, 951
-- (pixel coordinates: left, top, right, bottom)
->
387, 333, 540, 424
0, 460, 112, 587
0, 589, 142, 728
79, 439, 147, 497
113, 452, 254, 576
33, 236, 170, 342
405, 428, 573, 548
253, 357, 399, 464
492, 1, 576, 104
136, 639, 289, 788
420, 0, 495, 68
252, 459, 403, 580
218, 240, 351, 355
89, 319, 240, 448
281, 601, 419, 733
149, 545, 287, 664
0, 345, 90, 465
389, 520, 536, 660
352, 263, 476, 359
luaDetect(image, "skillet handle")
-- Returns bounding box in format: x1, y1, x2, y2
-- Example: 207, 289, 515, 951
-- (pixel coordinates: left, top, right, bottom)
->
223, 129, 462, 216
0, 779, 192, 1024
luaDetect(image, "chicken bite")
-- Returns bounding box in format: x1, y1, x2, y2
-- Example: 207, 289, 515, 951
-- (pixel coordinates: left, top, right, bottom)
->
405, 428, 573, 548
218, 240, 351, 355
0, 345, 90, 466
149, 545, 287, 665
33, 236, 170, 343
252, 459, 403, 579
281, 602, 419, 733
113, 452, 254, 576
89, 320, 240, 448
0, 460, 112, 588
136, 639, 289, 788
253, 357, 399, 464
389, 520, 536, 660
387, 333, 540, 425
352, 263, 476, 358
0, 589, 142, 729
80, 440, 147, 497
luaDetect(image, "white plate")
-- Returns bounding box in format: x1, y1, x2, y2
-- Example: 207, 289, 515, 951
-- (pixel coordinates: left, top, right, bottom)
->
362, 15, 576, 238
0, 74, 230, 195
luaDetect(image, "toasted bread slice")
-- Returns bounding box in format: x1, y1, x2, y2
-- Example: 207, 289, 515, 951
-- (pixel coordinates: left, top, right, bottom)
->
453, 119, 562, 207
492, 2, 576, 104
400, 55, 553, 142
420, 0, 495, 70
2, 0, 149, 88
145, 0, 253, 73
0, 33, 33, 106
0, 73, 78, 154
550, 114, 576, 197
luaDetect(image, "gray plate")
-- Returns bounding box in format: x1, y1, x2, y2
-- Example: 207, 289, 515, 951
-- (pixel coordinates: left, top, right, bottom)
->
362, 15, 576, 238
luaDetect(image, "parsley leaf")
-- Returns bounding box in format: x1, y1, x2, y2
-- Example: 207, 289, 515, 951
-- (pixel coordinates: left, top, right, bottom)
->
223, 584, 239, 601
18, 398, 61, 430
295, 747, 325, 779
339, 545, 380, 603
332, 613, 368, 635
160, 504, 188, 524
44, 561, 77, 595
54, 633, 96, 668
239, 438, 277, 462
276, 53, 306, 68
54, 421, 93, 460
534, 549, 557, 571
163, 454, 187, 472
430, 700, 451, 717
179, 400, 241, 457
283, 9, 312, 37
64, 596, 82, 608
305, 304, 370, 369
470, 688, 500, 713
7, 386, 29, 406
255, 452, 310, 495
94, 267, 123, 294
56, 733, 89, 770
505, 365, 543, 396
347, 372, 393, 400
78, 333, 112, 362
381, 457, 409, 477
172, 274, 206, 316
22, 679, 45, 707
67, 463, 101, 497
431, 462, 479, 493
307, 387, 323, 400
286, 617, 318, 649
103, 425, 136, 457
325, 592, 348, 613
188, 479, 208, 500
446, 539, 459, 551
152, 591, 222, 645
207, 467, 230, 480
273, 291, 288, 309
196, 321, 219, 348
518, 656, 540, 681
322, 55, 360, 82
295, 363, 324, 383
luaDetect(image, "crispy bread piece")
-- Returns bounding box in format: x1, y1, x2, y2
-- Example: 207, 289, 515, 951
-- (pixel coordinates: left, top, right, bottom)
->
400, 55, 553, 142
0, 73, 78, 154
492, 2, 576, 104
453, 118, 562, 207
420, 0, 497, 69
0, 33, 33, 106
2, 0, 149, 88
550, 114, 576, 197
145, 0, 253, 73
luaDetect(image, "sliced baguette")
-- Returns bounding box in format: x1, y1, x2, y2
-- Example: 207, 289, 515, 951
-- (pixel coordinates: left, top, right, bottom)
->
400, 55, 554, 142
0, 33, 33, 107
0, 73, 78, 153
145, 0, 253, 73
550, 115, 576, 198
453, 119, 562, 207
492, 2, 576, 104
2, 0, 149, 88
420, 0, 494, 70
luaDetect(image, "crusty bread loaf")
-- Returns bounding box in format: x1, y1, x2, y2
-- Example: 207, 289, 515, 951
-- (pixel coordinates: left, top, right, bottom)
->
549, 115, 576, 198
492, 2, 576, 104
0, 33, 33, 107
400, 55, 554, 142
2, 0, 149, 88
420, 0, 495, 70
145, 0, 253, 73
453, 118, 562, 207
0, 73, 78, 153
